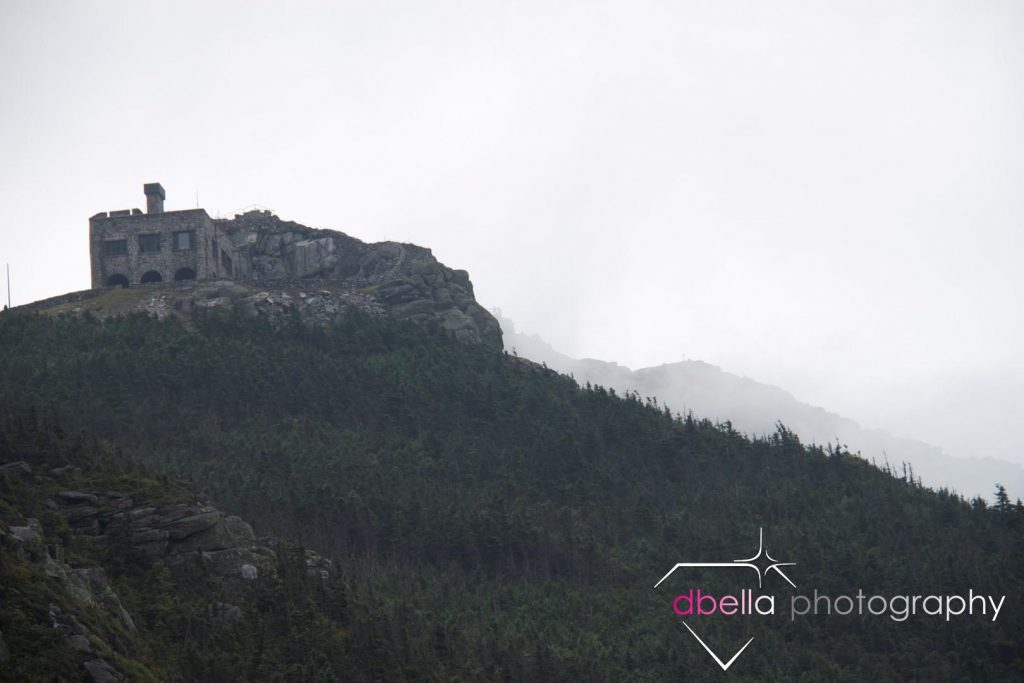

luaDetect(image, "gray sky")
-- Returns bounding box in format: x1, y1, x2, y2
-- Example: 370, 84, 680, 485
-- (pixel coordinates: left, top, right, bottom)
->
2, 1, 1022, 465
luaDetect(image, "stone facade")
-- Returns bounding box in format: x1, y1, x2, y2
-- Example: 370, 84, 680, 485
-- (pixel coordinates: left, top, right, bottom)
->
89, 183, 241, 289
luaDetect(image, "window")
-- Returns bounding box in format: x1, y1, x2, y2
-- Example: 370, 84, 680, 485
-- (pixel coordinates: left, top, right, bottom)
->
138, 233, 162, 253
221, 249, 233, 276
173, 231, 194, 251
104, 239, 127, 256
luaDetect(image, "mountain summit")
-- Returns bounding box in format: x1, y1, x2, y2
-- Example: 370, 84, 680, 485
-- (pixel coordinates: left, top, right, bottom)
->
70, 193, 504, 347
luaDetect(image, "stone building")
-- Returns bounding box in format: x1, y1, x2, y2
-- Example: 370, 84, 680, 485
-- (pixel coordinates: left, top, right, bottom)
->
89, 183, 239, 288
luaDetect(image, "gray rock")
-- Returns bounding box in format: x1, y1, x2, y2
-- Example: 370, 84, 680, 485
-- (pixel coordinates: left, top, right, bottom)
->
391, 299, 436, 318
44, 544, 66, 578
217, 211, 503, 346
175, 515, 254, 553
69, 615, 89, 635
128, 506, 157, 519
39, 463, 334, 595
84, 659, 122, 683
197, 546, 271, 577
66, 569, 136, 633
0, 461, 31, 475
162, 511, 220, 540
150, 503, 209, 525
134, 540, 170, 557
68, 634, 93, 652
9, 518, 43, 543
211, 602, 243, 621
63, 505, 100, 523
130, 528, 169, 545
59, 491, 99, 504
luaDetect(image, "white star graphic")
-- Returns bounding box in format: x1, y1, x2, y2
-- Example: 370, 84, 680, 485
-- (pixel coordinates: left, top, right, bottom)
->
653, 527, 796, 588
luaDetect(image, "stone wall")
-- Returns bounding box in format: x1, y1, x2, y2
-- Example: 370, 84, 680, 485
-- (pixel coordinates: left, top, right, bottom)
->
89, 209, 238, 288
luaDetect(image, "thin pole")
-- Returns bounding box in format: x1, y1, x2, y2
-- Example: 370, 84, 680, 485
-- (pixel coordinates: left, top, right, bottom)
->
6, 263, 10, 308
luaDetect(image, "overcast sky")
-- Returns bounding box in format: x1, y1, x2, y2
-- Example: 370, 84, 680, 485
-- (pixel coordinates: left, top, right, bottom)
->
2, 1, 1022, 465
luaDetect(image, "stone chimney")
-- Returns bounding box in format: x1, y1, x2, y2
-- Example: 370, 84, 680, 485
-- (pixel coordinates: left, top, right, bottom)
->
144, 182, 166, 214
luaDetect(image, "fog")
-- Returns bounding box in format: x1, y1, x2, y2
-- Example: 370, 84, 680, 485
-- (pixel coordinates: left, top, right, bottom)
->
2, 1, 1022, 473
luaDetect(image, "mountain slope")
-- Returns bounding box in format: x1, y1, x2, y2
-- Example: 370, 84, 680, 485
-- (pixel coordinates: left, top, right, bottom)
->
1, 306, 1022, 680
499, 315, 1024, 500
0, 411, 352, 682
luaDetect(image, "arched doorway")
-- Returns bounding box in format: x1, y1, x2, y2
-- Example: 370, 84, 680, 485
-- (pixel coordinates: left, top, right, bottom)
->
141, 270, 163, 284
106, 273, 129, 288
174, 267, 197, 281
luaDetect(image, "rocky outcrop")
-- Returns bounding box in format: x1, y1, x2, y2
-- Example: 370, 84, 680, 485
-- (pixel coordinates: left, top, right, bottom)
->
49, 487, 330, 582
30, 269, 502, 348
2, 511, 135, 681
32, 278, 388, 329
0, 461, 332, 681
25, 209, 503, 345
221, 210, 502, 346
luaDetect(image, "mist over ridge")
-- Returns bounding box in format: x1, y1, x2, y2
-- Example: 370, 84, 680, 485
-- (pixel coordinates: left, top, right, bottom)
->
498, 312, 1024, 502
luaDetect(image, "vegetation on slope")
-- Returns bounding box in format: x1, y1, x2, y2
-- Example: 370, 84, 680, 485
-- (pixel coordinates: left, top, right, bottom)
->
0, 411, 355, 682
0, 308, 1021, 681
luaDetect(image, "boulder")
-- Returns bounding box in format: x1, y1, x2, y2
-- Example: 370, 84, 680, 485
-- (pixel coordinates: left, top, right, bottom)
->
68, 634, 93, 653
9, 518, 43, 543
59, 491, 99, 504
84, 659, 122, 683
0, 461, 31, 475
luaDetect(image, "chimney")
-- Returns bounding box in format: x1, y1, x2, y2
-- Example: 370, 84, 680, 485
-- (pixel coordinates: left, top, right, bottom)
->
144, 182, 166, 214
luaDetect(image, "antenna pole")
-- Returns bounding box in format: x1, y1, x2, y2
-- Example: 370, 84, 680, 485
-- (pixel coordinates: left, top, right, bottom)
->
6, 263, 10, 309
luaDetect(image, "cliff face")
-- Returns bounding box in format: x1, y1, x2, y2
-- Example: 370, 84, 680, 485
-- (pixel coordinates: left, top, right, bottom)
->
219, 211, 502, 347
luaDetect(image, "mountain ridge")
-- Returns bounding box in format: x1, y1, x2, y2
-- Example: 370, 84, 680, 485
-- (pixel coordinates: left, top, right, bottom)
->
499, 313, 1024, 500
